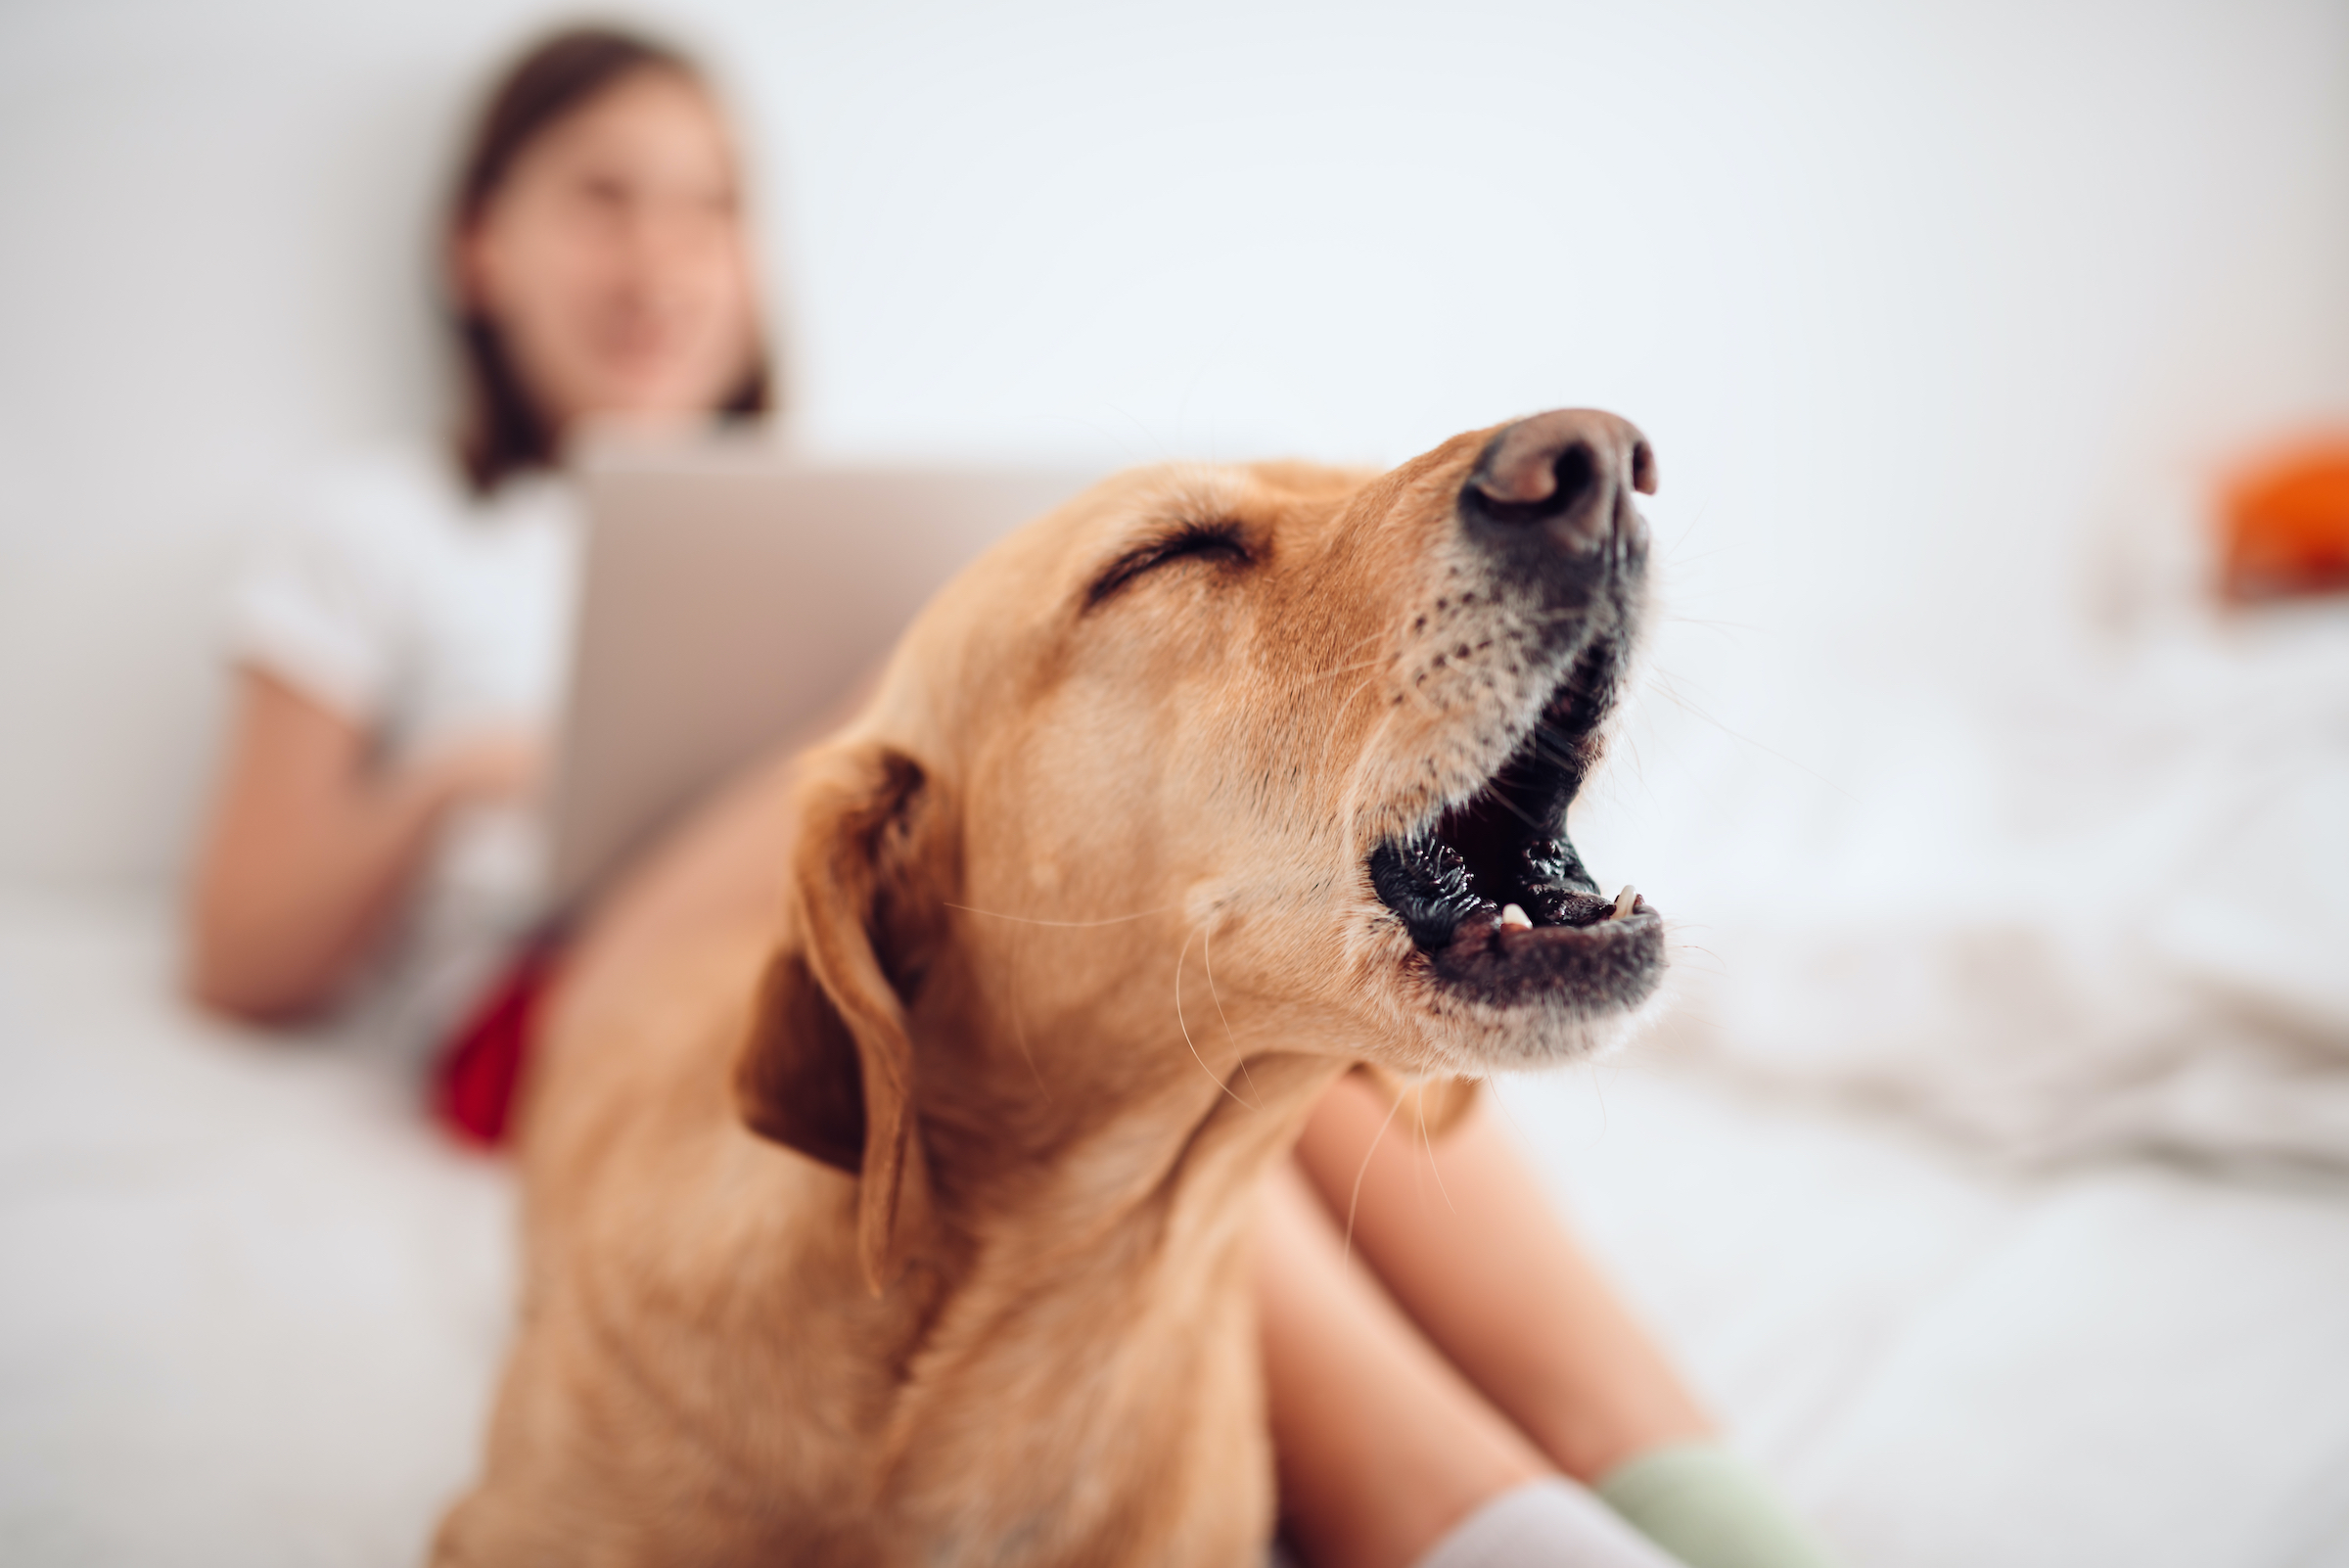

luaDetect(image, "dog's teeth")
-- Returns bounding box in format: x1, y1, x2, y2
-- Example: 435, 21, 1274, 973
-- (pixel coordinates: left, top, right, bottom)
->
1498, 902, 1533, 932
1610, 886, 1637, 920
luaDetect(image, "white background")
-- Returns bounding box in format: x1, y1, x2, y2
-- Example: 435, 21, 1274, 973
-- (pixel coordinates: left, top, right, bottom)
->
2, 0, 2345, 888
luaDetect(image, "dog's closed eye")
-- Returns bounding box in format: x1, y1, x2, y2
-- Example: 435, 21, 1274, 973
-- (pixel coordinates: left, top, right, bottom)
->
1085, 522, 1252, 610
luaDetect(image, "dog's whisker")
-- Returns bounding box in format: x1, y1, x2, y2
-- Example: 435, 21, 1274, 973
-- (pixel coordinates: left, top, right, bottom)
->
1403, 1094, 1436, 1218
999, 921, 1052, 1105
1526, 731, 1587, 771
1341, 1087, 1406, 1269
946, 900, 1182, 929
1295, 631, 1395, 689
1472, 784, 1552, 836
1336, 666, 1388, 720
1296, 655, 1393, 691
1301, 625, 1391, 671
1637, 678, 1859, 803
1657, 613, 1773, 639
1416, 1086, 1462, 1218
1198, 915, 1263, 1107
1174, 923, 1256, 1110
1314, 663, 1394, 787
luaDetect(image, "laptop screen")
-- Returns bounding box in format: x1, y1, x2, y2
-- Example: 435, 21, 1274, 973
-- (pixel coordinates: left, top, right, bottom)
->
549, 441, 1098, 909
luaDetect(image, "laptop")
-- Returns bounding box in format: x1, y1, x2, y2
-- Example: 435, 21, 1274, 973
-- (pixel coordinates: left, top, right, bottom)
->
546, 439, 1099, 910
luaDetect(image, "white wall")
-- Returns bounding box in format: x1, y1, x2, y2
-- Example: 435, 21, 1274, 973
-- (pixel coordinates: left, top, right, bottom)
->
3, 0, 2345, 886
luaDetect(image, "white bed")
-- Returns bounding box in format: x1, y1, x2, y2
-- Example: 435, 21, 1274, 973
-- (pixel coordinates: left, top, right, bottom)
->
6, 876, 2348, 1566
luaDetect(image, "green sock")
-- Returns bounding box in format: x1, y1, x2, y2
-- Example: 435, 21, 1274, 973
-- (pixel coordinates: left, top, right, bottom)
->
1596, 1443, 1842, 1568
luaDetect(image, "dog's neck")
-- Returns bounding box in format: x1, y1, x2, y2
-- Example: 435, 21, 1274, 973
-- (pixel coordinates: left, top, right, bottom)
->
911, 992, 1340, 1254
854, 969, 1350, 1498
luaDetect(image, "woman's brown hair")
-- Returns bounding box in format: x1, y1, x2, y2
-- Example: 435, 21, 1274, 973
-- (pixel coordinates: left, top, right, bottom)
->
447, 25, 772, 495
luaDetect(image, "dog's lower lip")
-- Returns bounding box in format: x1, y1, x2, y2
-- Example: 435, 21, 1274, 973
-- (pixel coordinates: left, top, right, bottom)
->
1405, 894, 1668, 1014
1442, 899, 1659, 951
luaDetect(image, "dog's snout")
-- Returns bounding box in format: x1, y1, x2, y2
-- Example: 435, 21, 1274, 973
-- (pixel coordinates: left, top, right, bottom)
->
1460, 409, 1656, 557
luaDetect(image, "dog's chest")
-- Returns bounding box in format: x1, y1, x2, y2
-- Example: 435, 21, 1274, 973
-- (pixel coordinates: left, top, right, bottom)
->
846, 1244, 1273, 1564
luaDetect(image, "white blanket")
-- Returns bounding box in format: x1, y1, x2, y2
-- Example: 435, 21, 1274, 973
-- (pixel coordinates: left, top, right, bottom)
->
1630, 601, 2349, 1170
0, 889, 512, 1566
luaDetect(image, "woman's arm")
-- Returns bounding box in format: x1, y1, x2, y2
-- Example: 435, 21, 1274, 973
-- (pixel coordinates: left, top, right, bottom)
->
1291, 1071, 1716, 1484
185, 668, 536, 1023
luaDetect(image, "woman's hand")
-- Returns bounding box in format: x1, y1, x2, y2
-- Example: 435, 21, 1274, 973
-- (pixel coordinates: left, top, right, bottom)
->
185, 669, 544, 1024
415, 728, 545, 813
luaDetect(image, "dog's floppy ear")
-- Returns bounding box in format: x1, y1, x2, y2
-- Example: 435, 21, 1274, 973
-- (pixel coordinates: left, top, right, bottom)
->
736, 742, 954, 1294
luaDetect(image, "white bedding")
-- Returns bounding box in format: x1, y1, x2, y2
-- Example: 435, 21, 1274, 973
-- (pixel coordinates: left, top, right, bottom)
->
0, 889, 511, 1568
6, 887, 2347, 1567
1598, 589, 2349, 1173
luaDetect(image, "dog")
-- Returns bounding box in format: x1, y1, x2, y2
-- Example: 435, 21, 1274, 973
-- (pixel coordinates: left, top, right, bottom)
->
431, 408, 1666, 1566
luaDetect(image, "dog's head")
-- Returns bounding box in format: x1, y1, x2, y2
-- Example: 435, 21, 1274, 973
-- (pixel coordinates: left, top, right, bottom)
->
741, 410, 1663, 1284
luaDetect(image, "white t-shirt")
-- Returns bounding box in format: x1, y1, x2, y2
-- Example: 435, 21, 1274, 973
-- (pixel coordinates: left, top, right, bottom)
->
226, 443, 580, 1054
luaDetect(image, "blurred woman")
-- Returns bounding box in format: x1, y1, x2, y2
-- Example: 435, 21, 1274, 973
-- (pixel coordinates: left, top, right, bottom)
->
185, 25, 1827, 1568
187, 26, 766, 1051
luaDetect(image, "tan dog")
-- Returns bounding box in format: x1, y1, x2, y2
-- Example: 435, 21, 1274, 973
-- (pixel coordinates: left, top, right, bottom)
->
433, 409, 1666, 1566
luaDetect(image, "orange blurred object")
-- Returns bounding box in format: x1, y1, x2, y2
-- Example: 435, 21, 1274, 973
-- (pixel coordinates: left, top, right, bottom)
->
2221, 438, 2349, 601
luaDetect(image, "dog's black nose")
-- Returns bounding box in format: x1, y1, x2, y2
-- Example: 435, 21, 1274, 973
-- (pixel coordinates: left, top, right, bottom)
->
1459, 409, 1656, 557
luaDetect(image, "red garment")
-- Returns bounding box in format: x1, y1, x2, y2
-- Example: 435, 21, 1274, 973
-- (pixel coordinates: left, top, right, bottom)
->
432, 936, 566, 1148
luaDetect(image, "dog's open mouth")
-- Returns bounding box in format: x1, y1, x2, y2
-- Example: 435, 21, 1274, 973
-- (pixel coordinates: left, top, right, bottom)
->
1369, 692, 1662, 1008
